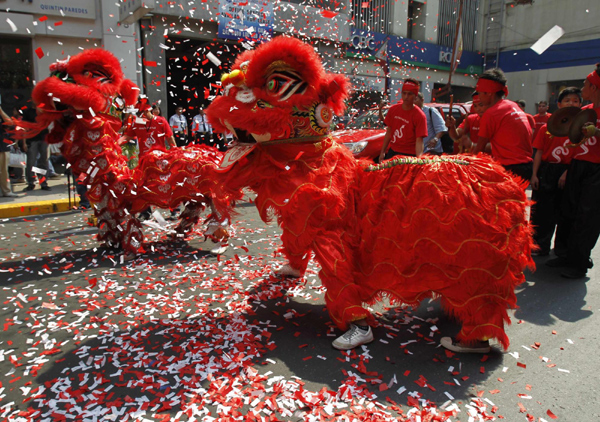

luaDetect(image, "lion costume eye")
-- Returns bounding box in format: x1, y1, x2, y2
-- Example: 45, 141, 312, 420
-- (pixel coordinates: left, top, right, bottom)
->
265, 71, 307, 101
267, 79, 278, 91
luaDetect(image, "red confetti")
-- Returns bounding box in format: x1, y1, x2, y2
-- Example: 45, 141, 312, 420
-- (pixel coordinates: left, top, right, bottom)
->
35, 47, 44, 59
321, 10, 338, 18
547, 409, 558, 419
143, 59, 157, 67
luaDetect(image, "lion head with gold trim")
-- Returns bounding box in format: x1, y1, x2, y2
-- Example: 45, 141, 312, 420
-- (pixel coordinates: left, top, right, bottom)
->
206, 36, 349, 145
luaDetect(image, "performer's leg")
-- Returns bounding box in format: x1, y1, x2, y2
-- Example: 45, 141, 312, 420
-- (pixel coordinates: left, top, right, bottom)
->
553, 162, 582, 260
531, 163, 562, 254
309, 233, 373, 349
564, 161, 600, 277
276, 228, 310, 278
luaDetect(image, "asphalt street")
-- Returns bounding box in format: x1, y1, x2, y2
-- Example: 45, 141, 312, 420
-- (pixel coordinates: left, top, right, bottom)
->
0, 202, 597, 421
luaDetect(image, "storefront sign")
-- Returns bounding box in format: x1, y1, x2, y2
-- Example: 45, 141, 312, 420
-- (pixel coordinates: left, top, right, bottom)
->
348, 30, 388, 55
218, 0, 273, 42
347, 31, 483, 75
0, 0, 96, 19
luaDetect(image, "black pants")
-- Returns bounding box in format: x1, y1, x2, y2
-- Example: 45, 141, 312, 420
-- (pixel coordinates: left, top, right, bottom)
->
194, 132, 225, 151
26, 140, 49, 187
530, 162, 568, 253
384, 150, 416, 160
174, 132, 188, 147
503, 162, 533, 184
555, 159, 600, 269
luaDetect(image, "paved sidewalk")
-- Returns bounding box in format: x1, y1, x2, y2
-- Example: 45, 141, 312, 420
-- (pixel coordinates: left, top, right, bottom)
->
0, 174, 80, 218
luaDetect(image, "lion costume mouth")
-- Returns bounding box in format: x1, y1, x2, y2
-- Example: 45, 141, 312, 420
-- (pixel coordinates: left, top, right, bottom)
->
234, 129, 256, 144
224, 121, 272, 144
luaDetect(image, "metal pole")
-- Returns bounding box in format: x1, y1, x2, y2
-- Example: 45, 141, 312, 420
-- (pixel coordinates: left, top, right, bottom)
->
447, 0, 464, 88
67, 171, 71, 209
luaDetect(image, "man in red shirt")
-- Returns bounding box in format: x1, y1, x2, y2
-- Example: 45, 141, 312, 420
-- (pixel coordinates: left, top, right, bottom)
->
472, 69, 533, 181
549, 64, 600, 278
447, 92, 488, 153
123, 101, 177, 155
378, 78, 428, 161
529, 87, 581, 257
532, 100, 551, 140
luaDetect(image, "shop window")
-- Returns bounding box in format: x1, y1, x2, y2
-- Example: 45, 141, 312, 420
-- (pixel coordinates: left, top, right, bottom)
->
407, 1, 426, 41
0, 37, 33, 111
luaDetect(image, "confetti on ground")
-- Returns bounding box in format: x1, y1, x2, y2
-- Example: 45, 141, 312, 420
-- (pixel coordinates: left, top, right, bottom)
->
0, 197, 582, 422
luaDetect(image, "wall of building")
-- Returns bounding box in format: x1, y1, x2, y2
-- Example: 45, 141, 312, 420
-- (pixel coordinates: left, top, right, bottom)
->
1, 0, 477, 115
493, 0, 598, 113
0, 0, 140, 96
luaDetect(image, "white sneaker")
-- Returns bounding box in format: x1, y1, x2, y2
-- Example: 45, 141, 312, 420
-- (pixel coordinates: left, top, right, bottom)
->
274, 263, 303, 278
3, 192, 18, 197
332, 324, 374, 350
440, 337, 491, 353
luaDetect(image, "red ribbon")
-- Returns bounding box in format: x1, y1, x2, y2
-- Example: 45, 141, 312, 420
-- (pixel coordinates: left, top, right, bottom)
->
476, 78, 509, 97
587, 71, 600, 89
402, 80, 420, 94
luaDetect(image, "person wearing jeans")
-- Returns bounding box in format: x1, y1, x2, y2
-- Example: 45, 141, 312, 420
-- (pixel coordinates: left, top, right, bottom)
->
21, 107, 51, 191
0, 106, 18, 197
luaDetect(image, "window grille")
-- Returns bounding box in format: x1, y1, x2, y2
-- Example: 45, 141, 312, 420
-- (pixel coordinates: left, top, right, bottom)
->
351, 0, 392, 34
437, 0, 480, 52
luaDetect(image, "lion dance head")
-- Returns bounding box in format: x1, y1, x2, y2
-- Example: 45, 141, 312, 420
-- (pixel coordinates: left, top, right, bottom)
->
206, 36, 349, 144
18, 49, 138, 142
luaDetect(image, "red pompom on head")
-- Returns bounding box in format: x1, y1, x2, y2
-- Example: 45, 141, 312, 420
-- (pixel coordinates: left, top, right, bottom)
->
120, 79, 139, 108
320, 74, 349, 116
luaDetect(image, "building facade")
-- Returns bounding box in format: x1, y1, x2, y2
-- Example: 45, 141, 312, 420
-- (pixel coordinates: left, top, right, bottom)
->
0, 0, 485, 117
0, 0, 139, 113
483, 0, 599, 113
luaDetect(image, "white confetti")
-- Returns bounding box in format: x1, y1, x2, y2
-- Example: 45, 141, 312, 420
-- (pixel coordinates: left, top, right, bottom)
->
531, 25, 565, 55
206, 52, 221, 67
6, 18, 18, 32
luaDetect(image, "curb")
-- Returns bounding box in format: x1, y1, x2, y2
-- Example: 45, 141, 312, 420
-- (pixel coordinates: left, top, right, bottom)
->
0, 198, 80, 219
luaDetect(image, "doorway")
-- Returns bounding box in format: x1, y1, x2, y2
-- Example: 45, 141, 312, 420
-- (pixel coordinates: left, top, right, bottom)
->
164, 38, 244, 119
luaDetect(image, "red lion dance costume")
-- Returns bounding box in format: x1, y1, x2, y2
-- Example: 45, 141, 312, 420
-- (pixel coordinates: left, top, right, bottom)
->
207, 37, 535, 350
16, 49, 236, 256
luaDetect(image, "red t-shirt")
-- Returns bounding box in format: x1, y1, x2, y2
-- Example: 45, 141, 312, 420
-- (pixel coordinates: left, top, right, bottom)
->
571, 104, 600, 164
478, 99, 533, 165
459, 113, 481, 145
384, 102, 428, 155
532, 124, 573, 164
532, 112, 551, 140
124, 115, 173, 156
525, 113, 536, 139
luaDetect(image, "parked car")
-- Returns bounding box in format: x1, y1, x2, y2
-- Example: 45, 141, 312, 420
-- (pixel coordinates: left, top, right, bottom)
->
335, 103, 471, 161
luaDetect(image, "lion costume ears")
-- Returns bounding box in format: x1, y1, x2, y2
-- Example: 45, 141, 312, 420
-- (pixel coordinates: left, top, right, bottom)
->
120, 79, 139, 107
319, 74, 349, 116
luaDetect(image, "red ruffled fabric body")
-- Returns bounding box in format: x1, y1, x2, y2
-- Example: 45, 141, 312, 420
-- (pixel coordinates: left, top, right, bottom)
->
354, 155, 534, 349
214, 140, 534, 349
128, 145, 237, 216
